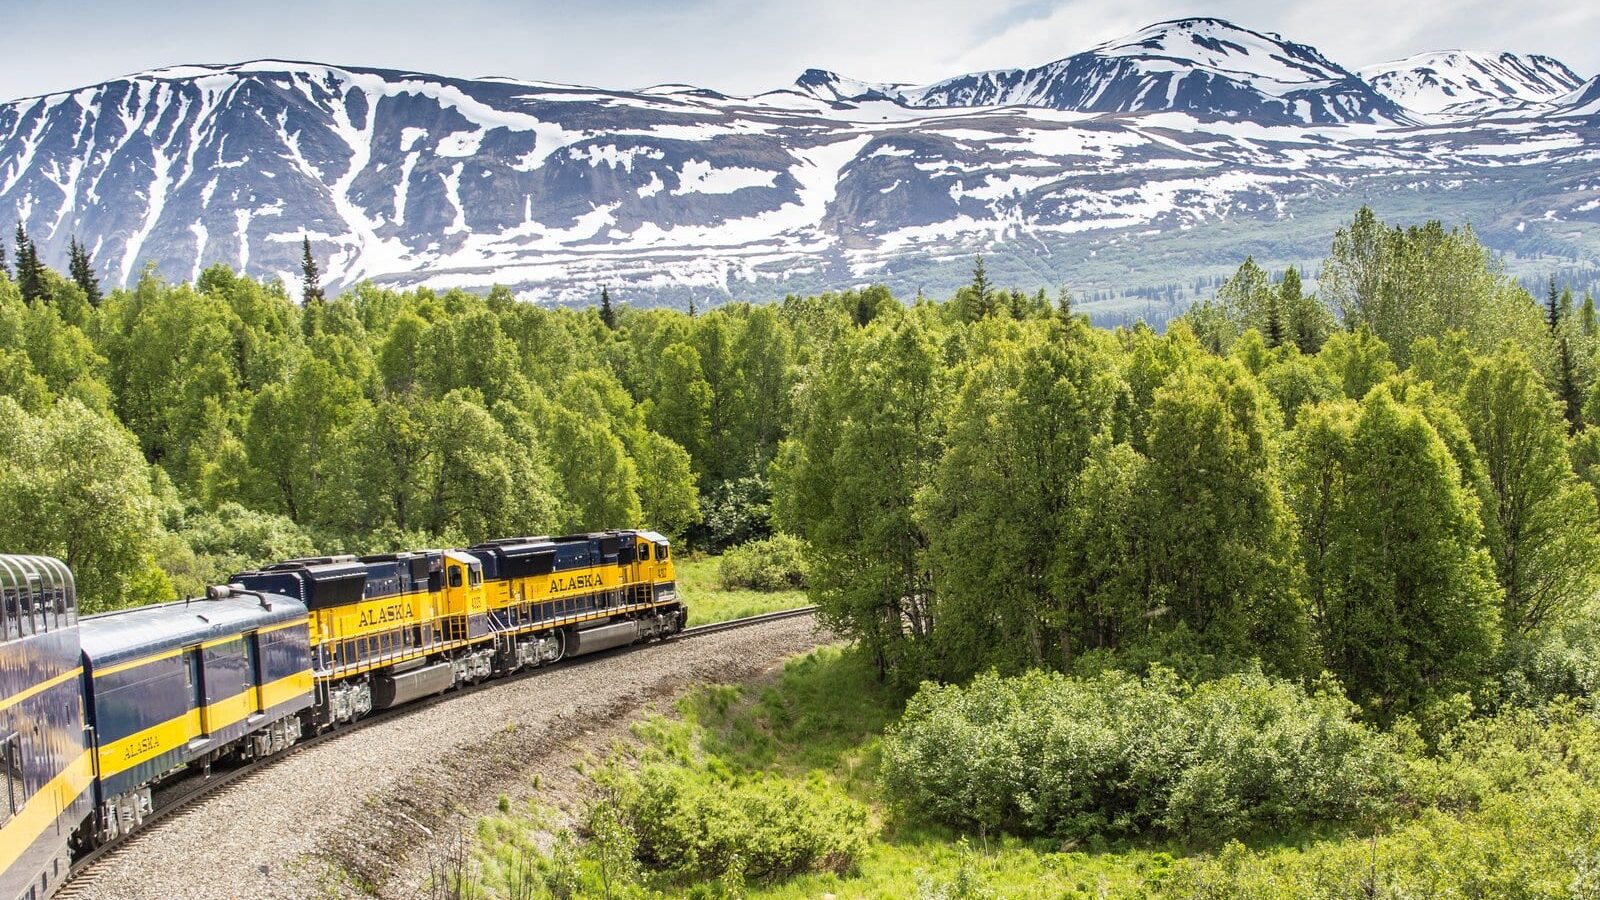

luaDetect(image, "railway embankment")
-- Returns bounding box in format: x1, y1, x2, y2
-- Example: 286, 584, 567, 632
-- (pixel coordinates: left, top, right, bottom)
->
65, 614, 827, 900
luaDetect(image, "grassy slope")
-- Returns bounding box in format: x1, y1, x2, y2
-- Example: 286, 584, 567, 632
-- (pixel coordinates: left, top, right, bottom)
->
462, 628, 1600, 897
689, 647, 1165, 899
601, 647, 1600, 899
674, 553, 810, 626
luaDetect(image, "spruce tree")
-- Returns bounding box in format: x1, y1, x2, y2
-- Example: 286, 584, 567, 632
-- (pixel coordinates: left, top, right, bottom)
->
1547, 275, 1561, 333
67, 236, 101, 307
1584, 293, 1599, 338
0, 237, 9, 280
599, 286, 617, 330
1557, 333, 1583, 430
687, 296, 697, 318
970, 254, 991, 317
854, 291, 872, 327
13, 222, 44, 304
299, 236, 325, 306
1264, 289, 1285, 349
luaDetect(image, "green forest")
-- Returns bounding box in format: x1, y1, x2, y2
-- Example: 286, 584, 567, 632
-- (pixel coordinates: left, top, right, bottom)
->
7, 208, 1600, 897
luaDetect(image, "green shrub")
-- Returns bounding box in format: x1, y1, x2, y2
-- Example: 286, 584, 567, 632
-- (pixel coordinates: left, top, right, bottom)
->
601, 762, 869, 884
1165, 705, 1600, 898
882, 668, 1400, 842
717, 533, 807, 592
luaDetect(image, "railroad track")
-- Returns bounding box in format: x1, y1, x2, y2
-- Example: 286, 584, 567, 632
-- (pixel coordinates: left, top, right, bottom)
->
57, 604, 818, 897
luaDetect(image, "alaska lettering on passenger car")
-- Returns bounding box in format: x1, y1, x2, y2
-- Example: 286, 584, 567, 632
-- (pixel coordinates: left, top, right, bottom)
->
549, 573, 602, 592
358, 602, 407, 628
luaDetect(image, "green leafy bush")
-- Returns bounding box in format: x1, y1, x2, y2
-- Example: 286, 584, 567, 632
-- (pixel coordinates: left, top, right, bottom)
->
1164, 702, 1600, 898
717, 533, 807, 592
599, 762, 869, 884
882, 668, 1400, 842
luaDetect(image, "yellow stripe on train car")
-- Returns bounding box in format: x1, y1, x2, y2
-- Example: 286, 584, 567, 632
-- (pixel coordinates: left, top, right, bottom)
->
95, 671, 312, 779
96, 709, 203, 778
0, 748, 93, 879
259, 669, 314, 710
0, 666, 82, 715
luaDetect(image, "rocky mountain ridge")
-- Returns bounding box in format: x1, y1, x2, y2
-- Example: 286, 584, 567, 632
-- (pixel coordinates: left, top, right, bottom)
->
0, 18, 1595, 315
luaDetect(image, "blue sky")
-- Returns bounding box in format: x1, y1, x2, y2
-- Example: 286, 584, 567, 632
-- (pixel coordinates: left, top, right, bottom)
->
2, 0, 1595, 100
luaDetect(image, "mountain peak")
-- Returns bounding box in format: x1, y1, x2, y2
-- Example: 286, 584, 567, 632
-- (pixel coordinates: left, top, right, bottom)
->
1362, 50, 1586, 117
1090, 17, 1354, 92
793, 68, 906, 102
887, 16, 1404, 124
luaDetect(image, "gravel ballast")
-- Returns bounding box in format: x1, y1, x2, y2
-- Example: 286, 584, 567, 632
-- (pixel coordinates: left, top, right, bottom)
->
67, 615, 828, 900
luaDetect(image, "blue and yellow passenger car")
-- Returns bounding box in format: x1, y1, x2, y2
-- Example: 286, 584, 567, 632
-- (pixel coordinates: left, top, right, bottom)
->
77, 588, 314, 844
0, 556, 92, 900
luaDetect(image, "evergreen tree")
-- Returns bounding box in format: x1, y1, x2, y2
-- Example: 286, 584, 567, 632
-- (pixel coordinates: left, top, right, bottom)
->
67, 236, 102, 307
599, 286, 617, 330
1263, 288, 1285, 349
13, 222, 44, 304
1556, 333, 1583, 430
970, 254, 991, 309
299, 236, 324, 306
0, 236, 9, 281
1583, 293, 1598, 338
687, 296, 697, 318
1279, 266, 1330, 354
1546, 275, 1562, 333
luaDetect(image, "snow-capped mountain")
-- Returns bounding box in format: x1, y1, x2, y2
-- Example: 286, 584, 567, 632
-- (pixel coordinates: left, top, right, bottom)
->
1363, 51, 1584, 119
0, 18, 1596, 315
799, 19, 1409, 126
1544, 77, 1600, 118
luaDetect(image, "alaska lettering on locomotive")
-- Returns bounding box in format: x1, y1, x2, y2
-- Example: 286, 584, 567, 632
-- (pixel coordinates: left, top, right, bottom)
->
550, 573, 602, 592
358, 602, 407, 628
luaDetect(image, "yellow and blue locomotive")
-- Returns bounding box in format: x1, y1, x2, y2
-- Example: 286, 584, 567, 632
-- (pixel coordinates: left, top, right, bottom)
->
231, 530, 683, 726
0, 529, 681, 900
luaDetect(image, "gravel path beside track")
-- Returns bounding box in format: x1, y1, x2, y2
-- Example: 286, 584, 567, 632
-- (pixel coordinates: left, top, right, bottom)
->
70, 615, 827, 900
